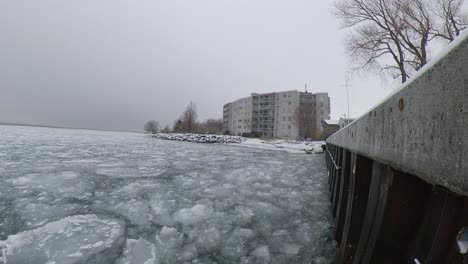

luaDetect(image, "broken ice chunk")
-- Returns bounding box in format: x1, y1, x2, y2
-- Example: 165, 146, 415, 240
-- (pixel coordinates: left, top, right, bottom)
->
220, 227, 256, 260
196, 227, 221, 252
172, 204, 213, 225
150, 198, 176, 227
249, 245, 271, 262
116, 238, 157, 264
7, 172, 92, 200
155, 226, 198, 263
0, 214, 125, 264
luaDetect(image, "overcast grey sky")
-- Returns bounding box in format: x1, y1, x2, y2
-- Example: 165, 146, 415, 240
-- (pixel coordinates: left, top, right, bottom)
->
0, 0, 393, 131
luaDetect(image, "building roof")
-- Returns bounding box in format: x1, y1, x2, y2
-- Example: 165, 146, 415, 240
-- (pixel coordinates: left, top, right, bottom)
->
322, 119, 340, 125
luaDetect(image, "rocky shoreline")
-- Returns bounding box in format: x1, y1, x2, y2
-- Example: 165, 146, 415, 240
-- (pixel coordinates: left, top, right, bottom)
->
152, 133, 245, 144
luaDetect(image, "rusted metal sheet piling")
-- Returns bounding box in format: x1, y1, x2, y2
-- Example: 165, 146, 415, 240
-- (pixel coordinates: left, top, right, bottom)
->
325, 32, 468, 264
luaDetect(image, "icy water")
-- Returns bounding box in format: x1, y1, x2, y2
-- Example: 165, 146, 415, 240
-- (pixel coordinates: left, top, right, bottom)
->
0, 125, 335, 264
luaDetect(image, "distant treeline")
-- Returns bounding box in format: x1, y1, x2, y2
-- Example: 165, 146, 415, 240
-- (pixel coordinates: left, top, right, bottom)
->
144, 102, 223, 135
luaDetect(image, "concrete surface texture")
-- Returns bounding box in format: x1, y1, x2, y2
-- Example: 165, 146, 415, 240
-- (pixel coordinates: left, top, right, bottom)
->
326, 34, 468, 196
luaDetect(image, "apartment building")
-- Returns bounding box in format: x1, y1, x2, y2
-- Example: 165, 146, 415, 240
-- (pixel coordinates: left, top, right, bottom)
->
274, 90, 300, 138
223, 90, 330, 139
299, 92, 331, 139
251, 92, 276, 138
222, 96, 252, 136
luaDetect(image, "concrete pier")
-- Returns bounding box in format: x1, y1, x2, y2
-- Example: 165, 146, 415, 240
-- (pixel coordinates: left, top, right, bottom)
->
325, 32, 468, 263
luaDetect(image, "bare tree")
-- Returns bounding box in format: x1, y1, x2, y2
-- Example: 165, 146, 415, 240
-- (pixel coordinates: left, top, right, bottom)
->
397, 0, 431, 71
197, 118, 223, 134
144, 120, 159, 134
432, 0, 468, 41
293, 102, 315, 139
173, 119, 183, 132
181, 102, 198, 133
334, 0, 466, 83
161, 125, 171, 133
334, 0, 411, 83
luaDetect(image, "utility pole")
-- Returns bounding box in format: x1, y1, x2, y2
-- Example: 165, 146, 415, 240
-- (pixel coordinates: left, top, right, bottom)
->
341, 75, 351, 118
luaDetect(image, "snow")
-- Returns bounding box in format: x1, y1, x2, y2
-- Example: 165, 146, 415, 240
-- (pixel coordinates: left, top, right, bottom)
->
153, 133, 244, 144
459, 240, 468, 254
0, 125, 335, 264
0, 214, 125, 264
237, 138, 325, 154
322, 119, 339, 125
153, 133, 326, 154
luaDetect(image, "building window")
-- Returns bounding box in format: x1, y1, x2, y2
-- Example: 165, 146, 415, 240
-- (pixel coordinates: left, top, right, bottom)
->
288, 101, 291, 105
288, 125, 291, 129
288, 117, 291, 121
288, 108, 291, 113
283, 117, 286, 121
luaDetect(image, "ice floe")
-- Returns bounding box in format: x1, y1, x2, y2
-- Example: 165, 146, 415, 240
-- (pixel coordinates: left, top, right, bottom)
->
0, 214, 125, 264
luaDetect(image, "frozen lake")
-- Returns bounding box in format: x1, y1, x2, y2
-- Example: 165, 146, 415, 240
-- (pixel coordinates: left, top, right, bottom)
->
0, 125, 334, 264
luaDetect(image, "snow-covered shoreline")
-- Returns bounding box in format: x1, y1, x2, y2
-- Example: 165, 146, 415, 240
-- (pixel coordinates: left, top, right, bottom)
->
152, 133, 325, 154
235, 138, 325, 154
152, 133, 245, 144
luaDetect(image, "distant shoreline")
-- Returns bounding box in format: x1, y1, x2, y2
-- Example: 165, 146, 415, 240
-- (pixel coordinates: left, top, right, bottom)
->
0, 122, 141, 134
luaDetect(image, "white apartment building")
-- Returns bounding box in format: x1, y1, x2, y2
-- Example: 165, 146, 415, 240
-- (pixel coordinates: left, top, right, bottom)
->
222, 96, 252, 136
223, 90, 331, 139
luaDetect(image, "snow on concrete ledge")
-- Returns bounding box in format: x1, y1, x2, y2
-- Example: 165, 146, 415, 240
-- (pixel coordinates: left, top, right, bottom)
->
0, 214, 125, 264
